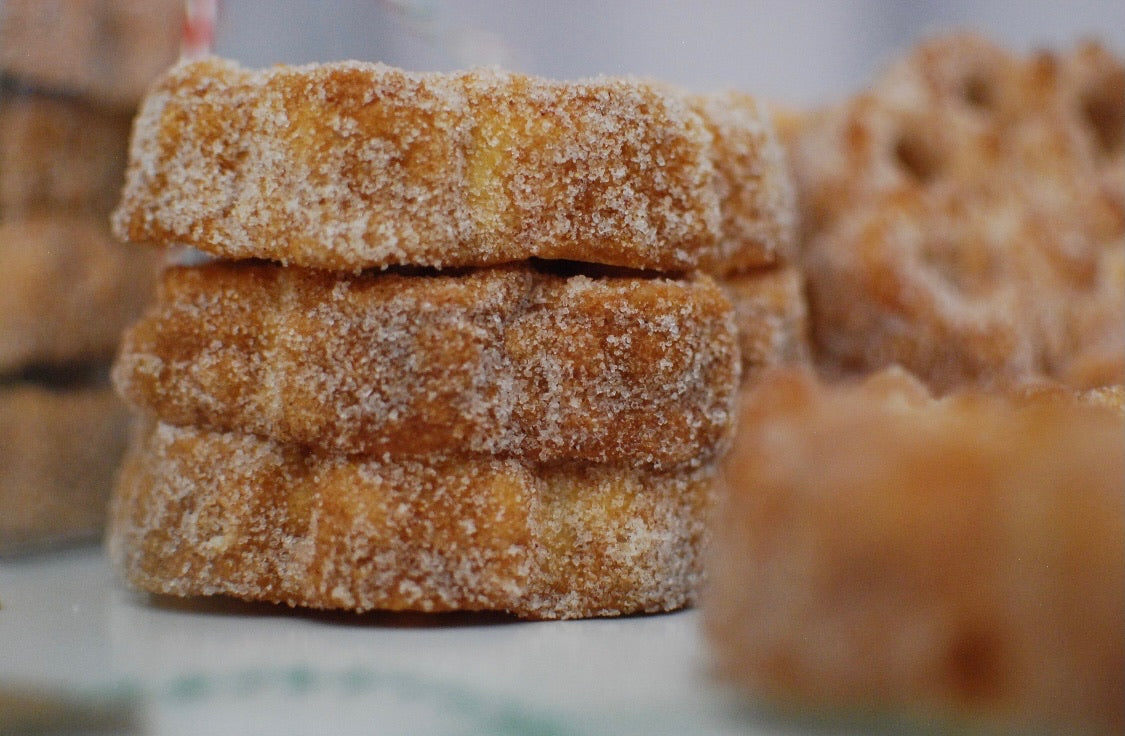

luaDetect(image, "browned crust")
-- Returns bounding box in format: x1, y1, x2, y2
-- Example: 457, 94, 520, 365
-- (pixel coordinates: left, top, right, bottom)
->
789, 34, 1124, 392
108, 420, 716, 619
111, 58, 793, 272
0, 216, 160, 371
113, 261, 739, 468
0, 0, 182, 108
0, 382, 131, 555
0, 92, 133, 216
706, 367, 1125, 735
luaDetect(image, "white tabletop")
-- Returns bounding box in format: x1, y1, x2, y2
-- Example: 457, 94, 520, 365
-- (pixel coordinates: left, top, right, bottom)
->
0, 546, 792, 736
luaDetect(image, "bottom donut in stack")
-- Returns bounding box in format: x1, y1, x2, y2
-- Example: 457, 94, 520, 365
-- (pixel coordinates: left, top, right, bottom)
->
110, 422, 716, 619
109, 260, 743, 618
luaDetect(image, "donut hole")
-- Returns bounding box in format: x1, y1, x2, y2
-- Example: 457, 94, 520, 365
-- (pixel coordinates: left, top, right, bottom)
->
943, 625, 1006, 700
960, 73, 996, 110
894, 131, 943, 184
919, 238, 998, 296
1080, 87, 1125, 157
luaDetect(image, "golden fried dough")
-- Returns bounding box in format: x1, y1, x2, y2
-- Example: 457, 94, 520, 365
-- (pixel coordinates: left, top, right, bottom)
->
108, 420, 716, 619
112, 57, 793, 272
0, 0, 182, 108
0, 92, 132, 215
790, 34, 1124, 391
767, 102, 814, 150
706, 367, 1124, 736
1061, 229, 1125, 388
0, 216, 160, 371
719, 265, 809, 381
1013, 378, 1125, 412
0, 381, 132, 555
686, 91, 796, 274
113, 261, 738, 468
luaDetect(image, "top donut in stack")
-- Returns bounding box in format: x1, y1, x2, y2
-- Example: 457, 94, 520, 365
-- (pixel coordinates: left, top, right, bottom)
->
107, 58, 799, 618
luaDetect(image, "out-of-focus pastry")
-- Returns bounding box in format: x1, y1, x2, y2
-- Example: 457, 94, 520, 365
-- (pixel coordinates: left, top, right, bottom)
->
0, 0, 183, 108
705, 366, 1124, 736
789, 33, 1124, 391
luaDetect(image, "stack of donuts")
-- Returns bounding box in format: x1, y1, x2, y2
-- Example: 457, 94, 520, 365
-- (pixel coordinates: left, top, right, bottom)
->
0, 0, 181, 554
106, 58, 802, 618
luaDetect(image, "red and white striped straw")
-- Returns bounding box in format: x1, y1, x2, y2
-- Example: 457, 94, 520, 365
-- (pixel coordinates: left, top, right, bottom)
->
181, 0, 218, 60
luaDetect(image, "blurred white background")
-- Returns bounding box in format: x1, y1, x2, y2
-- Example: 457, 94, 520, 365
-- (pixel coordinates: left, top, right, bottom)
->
212, 0, 1125, 105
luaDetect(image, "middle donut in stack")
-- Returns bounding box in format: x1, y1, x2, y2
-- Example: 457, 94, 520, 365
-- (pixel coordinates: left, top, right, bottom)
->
108, 58, 798, 619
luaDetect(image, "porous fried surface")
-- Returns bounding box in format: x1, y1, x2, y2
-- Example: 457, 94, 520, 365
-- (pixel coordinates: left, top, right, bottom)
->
719, 265, 809, 381
0, 0, 182, 108
0, 216, 160, 371
108, 420, 717, 619
113, 261, 739, 468
706, 367, 1124, 736
0, 91, 133, 216
111, 57, 793, 272
790, 34, 1124, 391
0, 381, 131, 555
1061, 235, 1124, 388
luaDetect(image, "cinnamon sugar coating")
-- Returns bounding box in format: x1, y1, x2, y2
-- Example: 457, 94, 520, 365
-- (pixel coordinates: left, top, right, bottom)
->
790, 34, 1124, 391
687, 92, 797, 274
111, 57, 793, 271
719, 265, 809, 381
108, 420, 716, 619
0, 216, 160, 371
113, 261, 739, 468
1, 382, 132, 555
706, 368, 1124, 736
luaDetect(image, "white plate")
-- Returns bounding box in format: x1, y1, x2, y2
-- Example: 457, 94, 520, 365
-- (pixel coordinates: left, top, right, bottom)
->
0, 547, 788, 736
